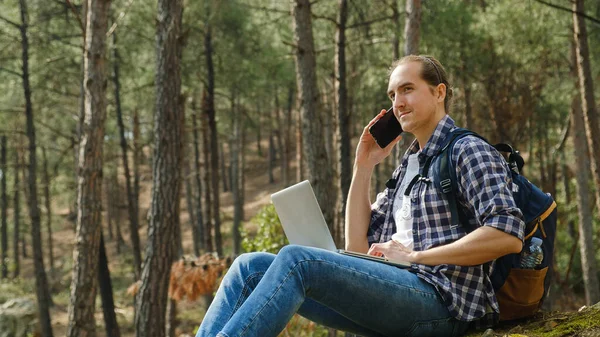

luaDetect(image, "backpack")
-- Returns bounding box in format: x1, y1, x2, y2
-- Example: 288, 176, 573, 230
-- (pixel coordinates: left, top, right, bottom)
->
423, 128, 558, 321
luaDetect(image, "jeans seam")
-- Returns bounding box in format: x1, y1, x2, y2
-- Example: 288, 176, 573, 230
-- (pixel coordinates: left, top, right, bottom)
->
229, 272, 264, 320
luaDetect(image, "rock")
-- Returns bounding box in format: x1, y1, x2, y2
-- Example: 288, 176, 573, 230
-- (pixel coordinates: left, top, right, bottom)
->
0, 298, 39, 337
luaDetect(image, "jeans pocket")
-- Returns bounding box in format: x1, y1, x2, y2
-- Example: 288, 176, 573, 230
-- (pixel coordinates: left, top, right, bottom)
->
406, 317, 464, 337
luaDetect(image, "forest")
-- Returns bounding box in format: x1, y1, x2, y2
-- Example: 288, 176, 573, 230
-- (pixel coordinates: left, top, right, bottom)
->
0, 0, 599, 336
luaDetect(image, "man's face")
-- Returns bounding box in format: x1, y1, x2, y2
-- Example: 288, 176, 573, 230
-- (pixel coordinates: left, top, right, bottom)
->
386, 62, 441, 135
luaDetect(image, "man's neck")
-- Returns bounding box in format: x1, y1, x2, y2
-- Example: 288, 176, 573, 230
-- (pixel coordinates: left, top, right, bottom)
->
415, 111, 447, 150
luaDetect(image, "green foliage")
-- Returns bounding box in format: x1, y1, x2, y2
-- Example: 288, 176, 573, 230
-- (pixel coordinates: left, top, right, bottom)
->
242, 204, 288, 254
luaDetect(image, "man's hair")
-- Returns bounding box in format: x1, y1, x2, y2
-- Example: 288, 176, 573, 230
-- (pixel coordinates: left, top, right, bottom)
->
390, 55, 454, 113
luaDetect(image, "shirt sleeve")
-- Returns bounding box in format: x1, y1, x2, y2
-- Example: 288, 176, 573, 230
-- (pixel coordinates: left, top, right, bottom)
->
367, 190, 388, 246
453, 136, 525, 241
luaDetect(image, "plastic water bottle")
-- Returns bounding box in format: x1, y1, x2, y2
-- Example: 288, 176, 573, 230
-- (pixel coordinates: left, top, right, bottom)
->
520, 237, 544, 269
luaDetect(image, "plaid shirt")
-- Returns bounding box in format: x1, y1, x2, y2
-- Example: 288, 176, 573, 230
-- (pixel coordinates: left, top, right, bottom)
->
368, 115, 525, 325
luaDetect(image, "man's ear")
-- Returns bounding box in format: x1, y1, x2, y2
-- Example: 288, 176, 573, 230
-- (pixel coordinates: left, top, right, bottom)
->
437, 83, 447, 103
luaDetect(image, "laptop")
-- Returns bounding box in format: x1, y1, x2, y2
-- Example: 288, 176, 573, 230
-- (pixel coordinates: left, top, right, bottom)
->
271, 180, 410, 268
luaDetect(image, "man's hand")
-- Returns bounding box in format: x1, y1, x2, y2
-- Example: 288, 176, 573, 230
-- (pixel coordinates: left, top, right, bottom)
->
354, 109, 402, 170
367, 240, 415, 263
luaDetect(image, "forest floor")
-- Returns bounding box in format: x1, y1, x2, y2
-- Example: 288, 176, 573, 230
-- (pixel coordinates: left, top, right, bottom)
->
1, 137, 594, 337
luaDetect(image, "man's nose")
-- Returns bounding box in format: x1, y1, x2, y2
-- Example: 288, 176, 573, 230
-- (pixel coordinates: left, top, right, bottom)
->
394, 95, 405, 109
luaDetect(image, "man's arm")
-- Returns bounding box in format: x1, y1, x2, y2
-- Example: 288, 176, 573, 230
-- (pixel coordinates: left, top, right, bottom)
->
344, 165, 373, 253
411, 226, 522, 265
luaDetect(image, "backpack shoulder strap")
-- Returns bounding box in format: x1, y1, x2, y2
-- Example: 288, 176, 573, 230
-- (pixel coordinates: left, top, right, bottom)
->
424, 128, 487, 227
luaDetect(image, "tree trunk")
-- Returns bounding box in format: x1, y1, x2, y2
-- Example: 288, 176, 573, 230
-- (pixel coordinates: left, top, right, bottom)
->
203, 13, 222, 257
103, 171, 114, 240
98, 234, 121, 337
42, 148, 54, 271
132, 109, 141, 229
134, 0, 184, 335
191, 108, 205, 253
256, 107, 263, 157
404, 0, 422, 57
183, 159, 199, 256
220, 142, 229, 193
291, 0, 337, 230
13, 151, 20, 278
166, 206, 182, 337
0, 136, 7, 279
284, 86, 293, 186
20, 0, 54, 335
573, 0, 600, 215
268, 129, 275, 184
335, 0, 350, 248
112, 27, 142, 280
231, 96, 242, 255
296, 101, 303, 182
201, 104, 213, 252
570, 95, 600, 305
562, 151, 576, 239
274, 90, 285, 184
108, 168, 125, 253
67, 0, 111, 335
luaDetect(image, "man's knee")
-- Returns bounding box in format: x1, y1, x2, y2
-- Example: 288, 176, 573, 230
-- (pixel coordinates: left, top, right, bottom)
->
230, 252, 276, 276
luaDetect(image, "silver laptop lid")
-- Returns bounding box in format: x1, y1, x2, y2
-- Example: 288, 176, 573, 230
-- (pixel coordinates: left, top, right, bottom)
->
271, 180, 337, 251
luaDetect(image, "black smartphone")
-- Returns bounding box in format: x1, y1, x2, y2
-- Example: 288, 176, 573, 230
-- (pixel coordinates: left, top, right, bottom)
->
369, 107, 403, 148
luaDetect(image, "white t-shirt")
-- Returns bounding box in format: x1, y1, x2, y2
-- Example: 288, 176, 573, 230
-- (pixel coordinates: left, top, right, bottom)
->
391, 153, 420, 250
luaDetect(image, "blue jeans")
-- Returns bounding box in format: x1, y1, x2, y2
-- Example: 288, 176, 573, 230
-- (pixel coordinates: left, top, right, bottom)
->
196, 245, 470, 337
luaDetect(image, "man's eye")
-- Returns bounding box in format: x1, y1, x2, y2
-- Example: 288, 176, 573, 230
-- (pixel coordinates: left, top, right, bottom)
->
389, 93, 395, 100
404, 87, 413, 92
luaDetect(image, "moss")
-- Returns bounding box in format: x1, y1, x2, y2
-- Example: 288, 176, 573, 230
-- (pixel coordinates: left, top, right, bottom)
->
464, 308, 600, 337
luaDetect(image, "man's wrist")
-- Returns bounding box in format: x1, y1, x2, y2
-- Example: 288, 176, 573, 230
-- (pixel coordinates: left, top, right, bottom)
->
409, 250, 423, 264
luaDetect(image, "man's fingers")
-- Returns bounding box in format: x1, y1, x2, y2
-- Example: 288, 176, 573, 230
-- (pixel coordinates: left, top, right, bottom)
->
364, 109, 388, 130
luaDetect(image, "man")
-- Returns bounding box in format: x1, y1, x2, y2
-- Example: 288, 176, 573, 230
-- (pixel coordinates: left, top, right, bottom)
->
196, 55, 524, 337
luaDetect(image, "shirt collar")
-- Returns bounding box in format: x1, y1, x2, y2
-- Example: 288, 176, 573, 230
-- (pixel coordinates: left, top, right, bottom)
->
405, 114, 456, 158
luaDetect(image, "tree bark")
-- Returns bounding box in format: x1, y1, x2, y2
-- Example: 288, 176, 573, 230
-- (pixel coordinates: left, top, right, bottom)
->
573, 0, 600, 215
274, 90, 285, 184
98, 234, 121, 337
220, 142, 229, 193
201, 104, 213, 252
191, 107, 205, 254
13, 150, 20, 278
570, 95, 600, 305
132, 109, 141, 230
284, 86, 294, 186
67, 0, 111, 335
203, 11, 222, 256
231, 95, 242, 255
404, 0, 422, 56
20, 0, 54, 335
268, 127, 276, 184
291, 0, 337, 230
112, 27, 142, 280
0, 136, 7, 279
134, 0, 184, 335
183, 158, 199, 256
42, 147, 54, 271
335, 0, 350, 248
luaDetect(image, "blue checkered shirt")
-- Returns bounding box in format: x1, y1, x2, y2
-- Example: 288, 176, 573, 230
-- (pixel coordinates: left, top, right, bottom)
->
368, 115, 525, 325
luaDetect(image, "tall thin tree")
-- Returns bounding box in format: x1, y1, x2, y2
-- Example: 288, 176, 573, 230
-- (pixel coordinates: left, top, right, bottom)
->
570, 96, 600, 305
41, 147, 53, 271
573, 0, 600, 214
134, 0, 184, 335
191, 106, 204, 254
98, 233, 121, 337
335, 0, 350, 248
203, 2, 223, 256
67, 0, 111, 335
20, 0, 54, 335
291, 0, 337, 232
112, 23, 142, 280
0, 136, 7, 279
13, 150, 20, 278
